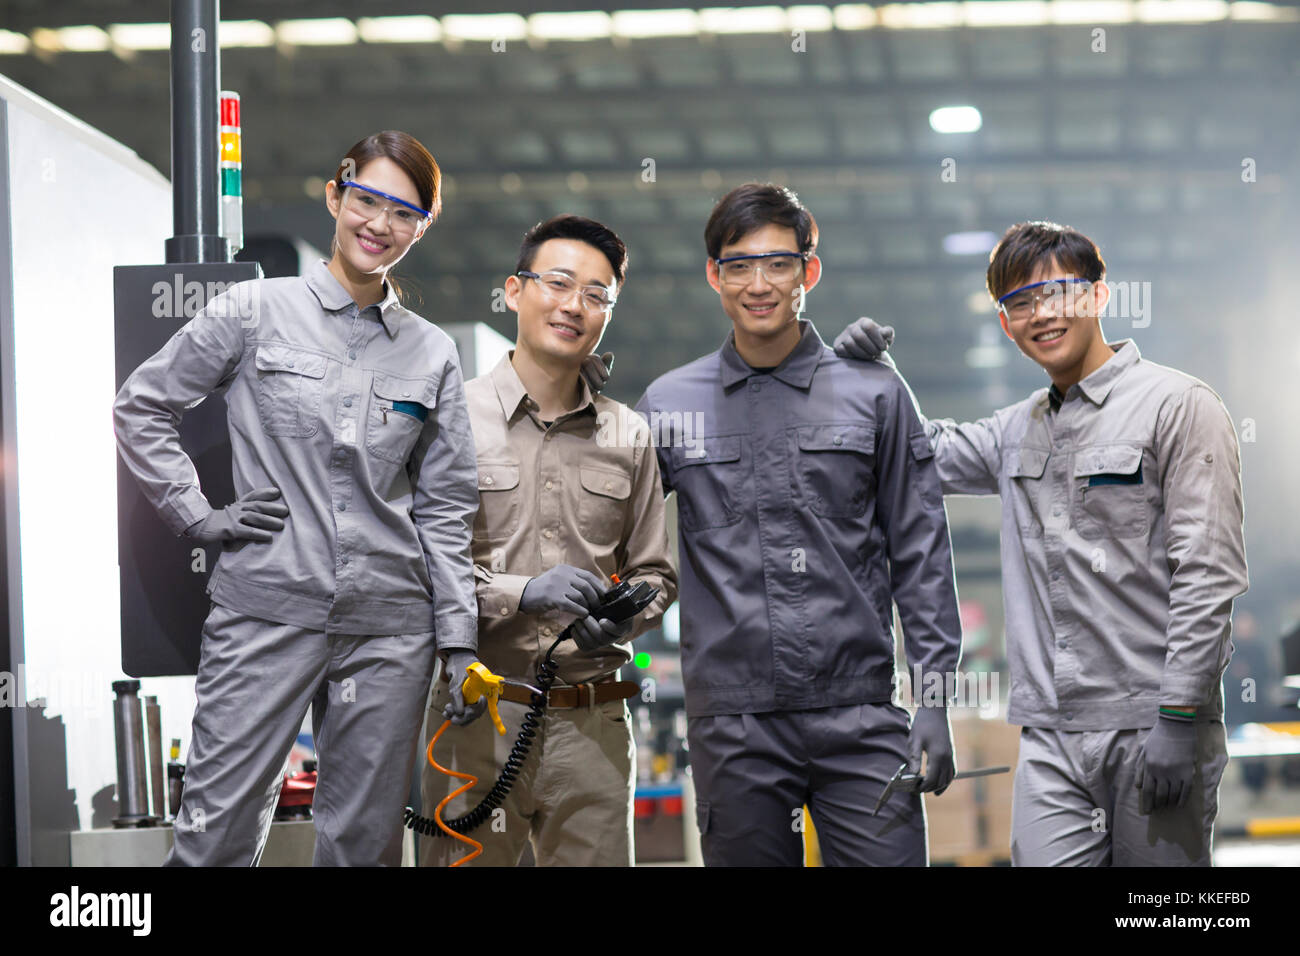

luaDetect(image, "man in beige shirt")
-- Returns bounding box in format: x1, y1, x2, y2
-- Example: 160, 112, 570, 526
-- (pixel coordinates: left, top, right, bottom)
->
418, 214, 677, 867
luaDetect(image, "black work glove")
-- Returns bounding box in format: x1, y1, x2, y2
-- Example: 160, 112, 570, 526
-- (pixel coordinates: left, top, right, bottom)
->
183, 487, 288, 543
579, 351, 615, 394
441, 650, 488, 727
832, 317, 896, 366
519, 565, 606, 617
907, 706, 957, 795
571, 614, 635, 652
1135, 716, 1198, 813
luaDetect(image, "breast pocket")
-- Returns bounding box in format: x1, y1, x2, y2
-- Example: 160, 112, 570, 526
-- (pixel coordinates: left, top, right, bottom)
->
577, 465, 632, 547
1004, 445, 1049, 537
366, 371, 438, 465
473, 461, 521, 543
1072, 443, 1148, 539
793, 422, 875, 518
254, 344, 328, 438
669, 435, 744, 532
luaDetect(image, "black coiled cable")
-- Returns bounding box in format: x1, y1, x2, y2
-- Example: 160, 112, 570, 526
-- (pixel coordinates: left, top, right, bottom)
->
403, 634, 566, 837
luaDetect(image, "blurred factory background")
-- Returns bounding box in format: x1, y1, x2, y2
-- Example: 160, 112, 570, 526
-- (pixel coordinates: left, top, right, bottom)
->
1, 0, 1297, 865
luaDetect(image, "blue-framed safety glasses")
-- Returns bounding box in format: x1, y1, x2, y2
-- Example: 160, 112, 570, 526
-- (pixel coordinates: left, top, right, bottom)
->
997, 277, 1093, 320
337, 180, 432, 237
714, 251, 809, 286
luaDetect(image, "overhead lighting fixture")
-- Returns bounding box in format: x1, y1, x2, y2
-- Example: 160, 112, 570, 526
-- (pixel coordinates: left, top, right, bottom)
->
441, 14, 529, 42
357, 16, 442, 43
944, 231, 998, 255
107, 22, 172, 51
1230, 1, 1300, 19
877, 3, 964, 28
832, 4, 879, 29
611, 9, 700, 37
32, 25, 110, 53
788, 6, 836, 31
0, 30, 30, 54
1135, 0, 1229, 20
529, 11, 613, 40
699, 6, 789, 33
963, 1, 1051, 26
930, 105, 982, 133
276, 18, 358, 46
1050, 0, 1135, 23
221, 20, 276, 47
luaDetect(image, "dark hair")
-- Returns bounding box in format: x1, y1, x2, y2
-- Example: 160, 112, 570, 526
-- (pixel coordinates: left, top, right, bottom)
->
515, 214, 628, 285
704, 182, 818, 260
986, 221, 1106, 302
333, 130, 441, 219
330, 131, 441, 306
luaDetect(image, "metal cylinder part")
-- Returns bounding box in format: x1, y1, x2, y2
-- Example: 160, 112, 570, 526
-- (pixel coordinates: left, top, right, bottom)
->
144, 696, 166, 821
112, 680, 157, 827
165, 0, 230, 263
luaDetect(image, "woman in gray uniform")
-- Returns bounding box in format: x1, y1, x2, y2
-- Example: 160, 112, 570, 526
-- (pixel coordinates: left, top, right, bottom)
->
114, 131, 483, 866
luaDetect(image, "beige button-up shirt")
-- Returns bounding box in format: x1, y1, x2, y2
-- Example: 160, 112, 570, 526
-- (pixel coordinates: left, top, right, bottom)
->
467, 354, 678, 684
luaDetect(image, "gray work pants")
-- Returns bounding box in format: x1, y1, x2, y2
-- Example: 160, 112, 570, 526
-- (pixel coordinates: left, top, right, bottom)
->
686, 702, 927, 866
1011, 723, 1229, 866
165, 602, 437, 866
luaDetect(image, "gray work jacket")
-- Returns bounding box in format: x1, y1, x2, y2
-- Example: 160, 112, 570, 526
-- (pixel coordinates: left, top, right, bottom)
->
926, 340, 1248, 730
636, 320, 963, 717
113, 259, 478, 646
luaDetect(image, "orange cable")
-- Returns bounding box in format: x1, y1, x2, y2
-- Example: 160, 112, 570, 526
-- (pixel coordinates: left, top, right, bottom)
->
426, 718, 483, 867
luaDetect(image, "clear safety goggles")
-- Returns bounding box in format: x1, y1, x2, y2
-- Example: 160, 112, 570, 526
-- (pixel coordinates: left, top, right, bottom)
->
714, 251, 808, 287
338, 181, 432, 239
997, 278, 1093, 321
517, 270, 617, 314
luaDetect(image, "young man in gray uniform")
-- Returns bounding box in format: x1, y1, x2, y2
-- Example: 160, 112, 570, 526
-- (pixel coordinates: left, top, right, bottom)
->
836, 220, 1248, 865
419, 215, 677, 867
634, 183, 964, 866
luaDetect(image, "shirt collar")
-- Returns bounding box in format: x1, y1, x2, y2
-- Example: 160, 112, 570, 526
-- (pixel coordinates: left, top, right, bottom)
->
719, 319, 825, 390
1073, 339, 1140, 405
489, 351, 596, 422
305, 258, 403, 338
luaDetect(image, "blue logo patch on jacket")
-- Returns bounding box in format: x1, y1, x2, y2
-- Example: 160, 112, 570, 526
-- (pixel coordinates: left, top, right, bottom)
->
391, 401, 428, 423
1088, 466, 1142, 487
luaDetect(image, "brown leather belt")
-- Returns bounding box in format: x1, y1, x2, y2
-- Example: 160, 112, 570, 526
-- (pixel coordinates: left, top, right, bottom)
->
439, 670, 637, 709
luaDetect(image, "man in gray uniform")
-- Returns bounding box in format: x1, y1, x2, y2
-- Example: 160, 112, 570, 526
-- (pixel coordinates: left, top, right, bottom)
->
635, 183, 964, 866
835, 220, 1248, 865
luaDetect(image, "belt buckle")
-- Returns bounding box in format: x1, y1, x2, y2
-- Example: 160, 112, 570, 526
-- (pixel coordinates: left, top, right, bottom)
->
581, 681, 596, 710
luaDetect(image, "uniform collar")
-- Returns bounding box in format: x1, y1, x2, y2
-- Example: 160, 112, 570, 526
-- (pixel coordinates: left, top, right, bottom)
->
719, 319, 825, 390
305, 259, 403, 338
1072, 339, 1140, 406
489, 351, 596, 421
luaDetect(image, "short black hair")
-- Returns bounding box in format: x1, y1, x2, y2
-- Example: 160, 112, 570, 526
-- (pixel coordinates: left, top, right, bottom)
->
987, 221, 1106, 302
515, 214, 628, 285
704, 182, 819, 260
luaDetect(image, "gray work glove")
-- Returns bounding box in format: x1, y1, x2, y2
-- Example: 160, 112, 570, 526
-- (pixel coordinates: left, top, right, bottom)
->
579, 351, 615, 394
832, 317, 896, 366
183, 487, 288, 543
519, 565, 606, 617
441, 650, 488, 727
907, 706, 957, 795
1135, 716, 1198, 813
571, 614, 635, 652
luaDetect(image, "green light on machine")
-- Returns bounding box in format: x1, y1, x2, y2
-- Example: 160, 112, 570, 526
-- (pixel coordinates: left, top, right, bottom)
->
634, 652, 652, 669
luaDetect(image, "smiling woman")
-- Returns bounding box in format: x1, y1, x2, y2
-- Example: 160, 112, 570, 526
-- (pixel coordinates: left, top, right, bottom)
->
112, 129, 488, 867
323, 130, 441, 310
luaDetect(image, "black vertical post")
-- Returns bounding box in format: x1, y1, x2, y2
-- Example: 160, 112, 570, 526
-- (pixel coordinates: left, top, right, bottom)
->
165, 0, 229, 264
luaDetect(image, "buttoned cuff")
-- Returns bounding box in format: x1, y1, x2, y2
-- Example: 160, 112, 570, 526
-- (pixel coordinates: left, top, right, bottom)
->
164, 485, 214, 537
1160, 675, 1211, 707
476, 572, 531, 622
433, 612, 478, 654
